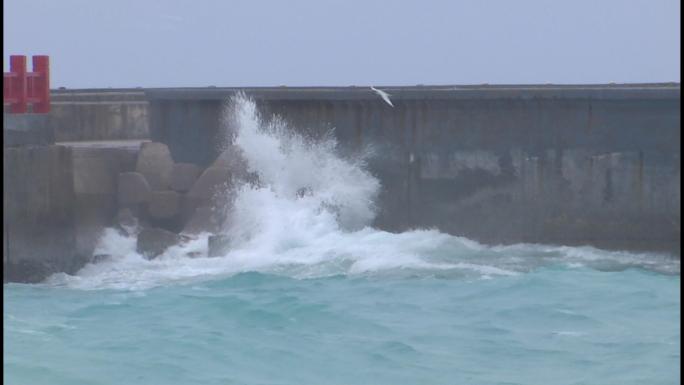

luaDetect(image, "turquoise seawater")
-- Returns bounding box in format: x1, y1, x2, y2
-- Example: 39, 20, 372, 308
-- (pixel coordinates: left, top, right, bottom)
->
4, 262, 680, 385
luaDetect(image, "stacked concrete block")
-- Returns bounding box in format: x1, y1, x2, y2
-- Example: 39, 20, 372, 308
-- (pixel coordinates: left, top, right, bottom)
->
113, 142, 244, 259
170, 163, 203, 192
148, 191, 181, 220
135, 142, 175, 190
118, 172, 152, 207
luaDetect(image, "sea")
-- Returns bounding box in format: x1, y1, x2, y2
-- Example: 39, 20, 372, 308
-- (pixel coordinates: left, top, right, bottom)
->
4, 95, 680, 385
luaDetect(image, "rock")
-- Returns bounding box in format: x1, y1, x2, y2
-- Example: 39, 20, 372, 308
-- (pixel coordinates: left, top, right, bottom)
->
187, 167, 232, 205
208, 235, 231, 257
136, 228, 182, 259
118, 172, 152, 207
147, 190, 181, 220
135, 142, 174, 190
170, 163, 203, 192
116, 208, 140, 236
182, 206, 221, 235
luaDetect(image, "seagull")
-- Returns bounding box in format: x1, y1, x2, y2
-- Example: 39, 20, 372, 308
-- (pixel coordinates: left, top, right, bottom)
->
370, 86, 394, 107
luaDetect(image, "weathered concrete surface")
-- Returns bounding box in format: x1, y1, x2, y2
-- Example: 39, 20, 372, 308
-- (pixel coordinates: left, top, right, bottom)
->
147, 190, 181, 220
117, 172, 152, 207
136, 142, 174, 190
4, 114, 55, 146
182, 206, 221, 235
49, 90, 149, 142
145, 84, 681, 255
70, 144, 140, 258
170, 163, 203, 192
187, 167, 232, 206
4, 145, 80, 282
4, 138, 150, 282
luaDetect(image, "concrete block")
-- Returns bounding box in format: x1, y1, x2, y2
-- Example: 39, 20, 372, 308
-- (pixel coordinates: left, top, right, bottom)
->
118, 172, 152, 207
187, 167, 231, 205
116, 208, 140, 236
208, 234, 231, 257
147, 190, 181, 220
49, 92, 149, 142
212, 146, 249, 177
136, 142, 174, 190
170, 163, 203, 192
72, 148, 119, 195
182, 206, 221, 235
136, 227, 182, 259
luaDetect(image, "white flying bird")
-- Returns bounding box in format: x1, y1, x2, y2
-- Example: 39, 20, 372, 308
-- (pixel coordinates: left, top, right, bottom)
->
370, 86, 394, 107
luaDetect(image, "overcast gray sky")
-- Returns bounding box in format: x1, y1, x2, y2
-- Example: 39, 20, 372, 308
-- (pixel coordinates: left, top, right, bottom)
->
4, 0, 680, 88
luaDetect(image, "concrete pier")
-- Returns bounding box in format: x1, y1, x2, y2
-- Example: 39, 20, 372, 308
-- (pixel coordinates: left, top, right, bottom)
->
3, 83, 680, 282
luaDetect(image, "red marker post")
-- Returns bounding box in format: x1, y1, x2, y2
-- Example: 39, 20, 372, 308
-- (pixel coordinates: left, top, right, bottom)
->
4, 55, 50, 113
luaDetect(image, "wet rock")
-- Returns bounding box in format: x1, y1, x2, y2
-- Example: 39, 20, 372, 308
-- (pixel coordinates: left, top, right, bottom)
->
208, 235, 231, 257
136, 142, 174, 190
147, 190, 181, 220
182, 206, 221, 235
5, 259, 54, 284
170, 163, 203, 192
118, 172, 152, 207
136, 228, 182, 259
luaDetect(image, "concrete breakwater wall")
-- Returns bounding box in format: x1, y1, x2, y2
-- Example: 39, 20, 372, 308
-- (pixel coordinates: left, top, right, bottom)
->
4, 136, 236, 282
148, 84, 680, 254
4, 143, 80, 282
3, 84, 680, 282
50, 89, 149, 142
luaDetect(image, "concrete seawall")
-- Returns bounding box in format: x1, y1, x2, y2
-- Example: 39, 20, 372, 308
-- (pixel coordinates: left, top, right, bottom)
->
3, 84, 680, 282
146, 84, 680, 254
50, 89, 149, 142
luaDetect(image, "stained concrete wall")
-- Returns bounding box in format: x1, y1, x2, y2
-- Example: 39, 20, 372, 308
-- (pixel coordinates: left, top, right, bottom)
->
49, 89, 149, 142
146, 84, 680, 254
3, 84, 679, 283
3, 109, 144, 282
4, 113, 55, 146
3, 144, 81, 282
70, 144, 140, 258
3, 137, 143, 282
